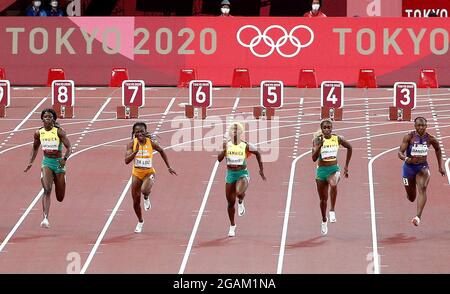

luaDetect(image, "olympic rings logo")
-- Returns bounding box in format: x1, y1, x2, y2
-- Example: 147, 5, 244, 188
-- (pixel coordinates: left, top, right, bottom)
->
236, 25, 314, 58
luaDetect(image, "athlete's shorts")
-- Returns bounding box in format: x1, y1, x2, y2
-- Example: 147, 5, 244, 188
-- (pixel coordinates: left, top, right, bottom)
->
402, 162, 428, 179
42, 156, 66, 174
132, 167, 156, 181
316, 165, 340, 181
226, 169, 250, 184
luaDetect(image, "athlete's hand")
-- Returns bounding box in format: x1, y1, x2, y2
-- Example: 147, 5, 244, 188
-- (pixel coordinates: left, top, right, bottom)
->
439, 167, 446, 176
222, 137, 227, 151
168, 167, 177, 175
314, 135, 323, 147
58, 158, 66, 168
24, 163, 32, 172
259, 169, 267, 181
343, 166, 349, 178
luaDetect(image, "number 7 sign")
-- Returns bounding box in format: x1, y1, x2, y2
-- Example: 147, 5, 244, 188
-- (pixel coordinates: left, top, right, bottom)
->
261, 81, 283, 108
122, 80, 145, 107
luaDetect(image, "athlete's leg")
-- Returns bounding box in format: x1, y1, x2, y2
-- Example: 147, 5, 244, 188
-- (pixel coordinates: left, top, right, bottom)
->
41, 166, 54, 218
235, 176, 248, 203
131, 176, 144, 222
54, 173, 66, 202
403, 177, 417, 202
415, 168, 430, 219
327, 171, 341, 211
226, 183, 236, 226
316, 179, 329, 222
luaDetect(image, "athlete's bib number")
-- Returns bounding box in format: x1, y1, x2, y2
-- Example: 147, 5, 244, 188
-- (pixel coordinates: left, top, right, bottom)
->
135, 158, 152, 168
411, 144, 428, 156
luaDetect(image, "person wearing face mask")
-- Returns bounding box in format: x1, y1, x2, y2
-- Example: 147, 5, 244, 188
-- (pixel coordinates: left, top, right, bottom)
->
220, 0, 232, 17
26, 0, 47, 16
304, 0, 327, 17
47, 0, 64, 16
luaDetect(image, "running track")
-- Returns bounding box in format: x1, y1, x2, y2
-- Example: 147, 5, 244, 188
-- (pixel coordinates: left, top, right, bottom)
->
0, 87, 449, 273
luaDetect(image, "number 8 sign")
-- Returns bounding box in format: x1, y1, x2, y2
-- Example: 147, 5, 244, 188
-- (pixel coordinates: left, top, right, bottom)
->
122, 80, 145, 107
189, 80, 212, 108
0, 80, 10, 107
394, 82, 416, 110
52, 80, 74, 106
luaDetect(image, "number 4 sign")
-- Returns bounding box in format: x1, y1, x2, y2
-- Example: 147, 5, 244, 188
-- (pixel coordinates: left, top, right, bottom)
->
189, 80, 212, 108
261, 81, 283, 108
52, 80, 75, 106
394, 82, 416, 110
122, 80, 145, 107
321, 81, 344, 109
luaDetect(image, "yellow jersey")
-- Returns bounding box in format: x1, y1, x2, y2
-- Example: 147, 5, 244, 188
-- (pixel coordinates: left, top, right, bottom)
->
226, 141, 248, 166
39, 127, 62, 155
133, 137, 154, 169
320, 135, 339, 162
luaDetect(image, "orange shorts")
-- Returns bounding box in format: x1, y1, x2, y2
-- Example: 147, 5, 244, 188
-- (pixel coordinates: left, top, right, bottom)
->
132, 166, 156, 181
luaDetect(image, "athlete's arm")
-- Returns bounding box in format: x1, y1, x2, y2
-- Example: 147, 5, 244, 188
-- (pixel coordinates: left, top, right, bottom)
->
152, 140, 177, 175
311, 135, 323, 162
429, 134, 446, 176
338, 135, 352, 178
248, 143, 266, 181
124, 141, 138, 165
24, 130, 41, 172
218, 139, 227, 162
58, 127, 72, 167
398, 133, 412, 163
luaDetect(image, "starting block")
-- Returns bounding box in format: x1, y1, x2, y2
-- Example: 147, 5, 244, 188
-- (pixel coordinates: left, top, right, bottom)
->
185, 105, 206, 119
0, 105, 5, 117
357, 69, 377, 88
53, 104, 74, 119
110, 68, 129, 87
297, 69, 317, 88
47, 68, 66, 86
418, 69, 438, 88
389, 106, 411, 121
178, 68, 197, 88
253, 106, 275, 120
232, 68, 251, 87
116, 105, 138, 119
321, 107, 343, 121
0, 68, 5, 80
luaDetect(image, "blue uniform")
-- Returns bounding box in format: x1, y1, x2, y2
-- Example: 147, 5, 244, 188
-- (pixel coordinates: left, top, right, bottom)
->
26, 6, 47, 16
47, 8, 64, 16
402, 131, 429, 179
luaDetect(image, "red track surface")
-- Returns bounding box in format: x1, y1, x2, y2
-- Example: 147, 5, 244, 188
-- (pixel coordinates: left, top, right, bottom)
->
0, 87, 448, 273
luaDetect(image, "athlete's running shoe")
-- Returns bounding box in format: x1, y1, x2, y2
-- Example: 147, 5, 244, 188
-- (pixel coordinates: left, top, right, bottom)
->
237, 201, 245, 217
329, 211, 336, 223
228, 225, 236, 237
321, 218, 328, 235
411, 216, 420, 226
144, 197, 151, 211
135, 221, 144, 233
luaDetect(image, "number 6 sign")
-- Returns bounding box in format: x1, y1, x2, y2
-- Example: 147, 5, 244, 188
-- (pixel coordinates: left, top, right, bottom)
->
261, 81, 283, 108
52, 80, 75, 106
189, 80, 212, 108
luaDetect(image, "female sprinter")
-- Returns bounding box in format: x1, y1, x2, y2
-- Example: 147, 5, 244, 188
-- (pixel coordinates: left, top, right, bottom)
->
125, 122, 177, 233
398, 117, 445, 226
312, 119, 352, 235
218, 122, 266, 237
24, 108, 72, 228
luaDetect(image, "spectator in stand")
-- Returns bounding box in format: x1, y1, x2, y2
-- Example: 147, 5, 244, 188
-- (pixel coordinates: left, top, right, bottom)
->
47, 0, 64, 16
26, 0, 47, 16
304, 0, 327, 17
220, 0, 232, 17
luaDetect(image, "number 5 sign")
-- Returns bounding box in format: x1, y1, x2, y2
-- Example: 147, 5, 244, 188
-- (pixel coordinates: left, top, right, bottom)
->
189, 80, 212, 108
321, 81, 344, 109
261, 81, 283, 108
52, 80, 75, 106
394, 82, 416, 110
122, 80, 145, 107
